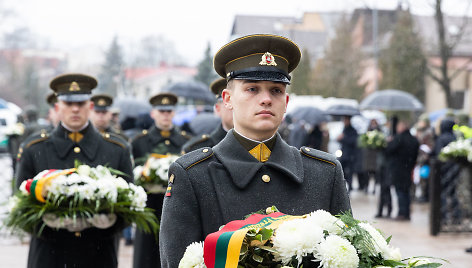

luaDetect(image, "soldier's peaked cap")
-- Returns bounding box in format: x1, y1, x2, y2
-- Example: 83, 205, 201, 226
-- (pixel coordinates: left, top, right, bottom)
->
50, 73, 98, 102
213, 34, 301, 84
149, 92, 178, 110
91, 94, 113, 111
210, 78, 227, 98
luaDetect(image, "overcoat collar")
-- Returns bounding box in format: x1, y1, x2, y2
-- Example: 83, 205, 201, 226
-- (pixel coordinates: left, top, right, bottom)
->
52, 123, 100, 160
213, 129, 304, 189
210, 124, 228, 144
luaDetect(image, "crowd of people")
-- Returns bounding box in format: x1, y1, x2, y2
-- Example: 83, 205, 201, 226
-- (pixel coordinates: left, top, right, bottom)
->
4, 33, 472, 267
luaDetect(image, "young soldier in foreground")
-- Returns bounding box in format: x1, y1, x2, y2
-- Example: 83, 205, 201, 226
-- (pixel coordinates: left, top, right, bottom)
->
159, 34, 351, 268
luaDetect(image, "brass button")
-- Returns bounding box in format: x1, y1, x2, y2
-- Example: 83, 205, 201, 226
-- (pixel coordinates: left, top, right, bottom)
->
142, 129, 148, 134
19, 148, 23, 153
169, 174, 175, 183
203, 148, 209, 153
305, 148, 311, 152
74, 147, 81, 153
181, 131, 186, 136
40, 133, 46, 138
74, 232, 81, 237
262, 175, 271, 183
105, 133, 110, 138
165, 140, 170, 145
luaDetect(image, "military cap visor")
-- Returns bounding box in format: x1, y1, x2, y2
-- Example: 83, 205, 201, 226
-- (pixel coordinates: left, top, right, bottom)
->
150, 93, 178, 109
46, 93, 58, 106
210, 78, 227, 99
91, 94, 113, 111
50, 73, 98, 102
214, 34, 301, 84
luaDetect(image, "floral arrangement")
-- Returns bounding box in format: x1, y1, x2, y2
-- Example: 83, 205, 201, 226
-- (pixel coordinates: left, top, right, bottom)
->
179, 207, 445, 268
133, 153, 179, 193
5, 164, 158, 235
439, 138, 472, 163
358, 130, 387, 149
4, 122, 25, 136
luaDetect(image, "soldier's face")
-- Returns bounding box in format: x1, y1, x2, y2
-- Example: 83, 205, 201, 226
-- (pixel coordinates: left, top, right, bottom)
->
56, 100, 93, 131
151, 109, 175, 130
222, 80, 288, 140
90, 110, 112, 131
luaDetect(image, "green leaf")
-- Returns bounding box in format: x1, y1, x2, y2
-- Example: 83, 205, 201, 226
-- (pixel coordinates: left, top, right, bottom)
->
259, 228, 274, 240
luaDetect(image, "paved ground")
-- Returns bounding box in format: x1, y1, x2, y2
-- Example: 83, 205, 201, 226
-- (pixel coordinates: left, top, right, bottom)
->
0, 154, 470, 267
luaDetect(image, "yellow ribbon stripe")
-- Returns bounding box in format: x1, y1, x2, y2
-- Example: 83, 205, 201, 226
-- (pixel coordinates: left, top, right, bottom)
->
35, 168, 77, 203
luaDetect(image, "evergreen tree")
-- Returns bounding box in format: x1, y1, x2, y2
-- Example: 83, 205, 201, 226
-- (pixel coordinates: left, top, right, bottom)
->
310, 15, 363, 100
99, 36, 124, 96
379, 10, 426, 102
194, 42, 218, 86
290, 48, 312, 95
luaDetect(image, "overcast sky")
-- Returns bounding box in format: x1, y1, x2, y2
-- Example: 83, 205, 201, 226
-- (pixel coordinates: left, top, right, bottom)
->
2, 0, 471, 66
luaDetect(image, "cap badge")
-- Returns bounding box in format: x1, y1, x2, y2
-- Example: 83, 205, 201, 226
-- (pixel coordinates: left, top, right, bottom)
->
69, 82, 81, 92
162, 97, 170, 105
97, 99, 106, 106
259, 52, 277, 66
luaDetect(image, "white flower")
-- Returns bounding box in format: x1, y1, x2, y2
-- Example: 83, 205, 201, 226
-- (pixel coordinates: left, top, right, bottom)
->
179, 241, 206, 268
315, 235, 359, 268
272, 218, 324, 264
7, 196, 20, 212
133, 165, 144, 180
128, 184, 147, 211
358, 222, 388, 257
383, 246, 402, 261
76, 165, 91, 176
306, 210, 345, 235
114, 177, 130, 189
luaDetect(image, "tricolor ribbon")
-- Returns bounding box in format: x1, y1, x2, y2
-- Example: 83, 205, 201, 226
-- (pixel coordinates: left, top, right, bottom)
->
24, 168, 77, 203
203, 212, 303, 268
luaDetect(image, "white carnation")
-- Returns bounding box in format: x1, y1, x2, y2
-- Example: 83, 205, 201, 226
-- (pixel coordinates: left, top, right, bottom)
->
306, 210, 345, 235
272, 218, 324, 264
316, 235, 359, 268
179, 241, 206, 268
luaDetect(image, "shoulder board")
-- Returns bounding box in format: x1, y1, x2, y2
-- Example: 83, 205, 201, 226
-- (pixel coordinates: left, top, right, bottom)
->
180, 130, 191, 139
176, 147, 213, 170
101, 132, 127, 149
24, 133, 49, 149
183, 134, 211, 152
300, 146, 337, 166
132, 129, 149, 141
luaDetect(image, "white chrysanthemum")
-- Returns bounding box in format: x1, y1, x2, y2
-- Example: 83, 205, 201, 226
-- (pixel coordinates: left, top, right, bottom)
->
76, 165, 91, 176
383, 246, 401, 261
114, 177, 129, 189
316, 235, 359, 268
306, 210, 345, 235
179, 241, 206, 268
129, 184, 147, 211
408, 257, 431, 266
133, 165, 144, 180
272, 218, 324, 264
358, 222, 388, 256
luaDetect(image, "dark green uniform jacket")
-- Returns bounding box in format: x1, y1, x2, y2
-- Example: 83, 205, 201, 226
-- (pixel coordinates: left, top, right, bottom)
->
131, 125, 189, 268
159, 130, 351, 268
182, 124, 227, 153
16, 123, 133, 268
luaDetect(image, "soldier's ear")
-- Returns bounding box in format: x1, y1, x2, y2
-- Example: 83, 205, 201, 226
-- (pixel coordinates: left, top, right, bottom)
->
284, 93, 289, 113
222, 89, 232, 110
89, 101, 94, 110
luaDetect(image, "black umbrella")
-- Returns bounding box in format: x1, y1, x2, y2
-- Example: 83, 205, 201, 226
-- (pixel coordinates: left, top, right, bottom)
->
359, 89, 424, 111
288, 106, 331, 125
113, 98, 152, 122
189, 113, 221, 135
325, 104, 361, 116
163, 80, 215, 104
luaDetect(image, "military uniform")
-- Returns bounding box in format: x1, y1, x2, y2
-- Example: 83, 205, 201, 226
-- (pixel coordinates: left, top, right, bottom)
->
91, 94, 129, 141
182, 124, 227, 153
15, 74, 133, 268
160, 131, 351, 268
160, 34, 351, 268
132, 92, 189, 268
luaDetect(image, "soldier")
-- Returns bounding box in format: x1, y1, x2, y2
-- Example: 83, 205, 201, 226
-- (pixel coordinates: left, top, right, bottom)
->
16, 73, 133, 268
46, 92, 60, 129
90, 93, 128, 140
182, 78, 233, 153
131, 92, 189, 268
159, 34, 351, 268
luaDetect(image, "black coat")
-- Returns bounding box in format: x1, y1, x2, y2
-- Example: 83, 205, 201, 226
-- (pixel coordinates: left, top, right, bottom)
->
182, 124, 227, 153
339, 125, 358, 163
131, 125, 189, 268
15, 123, 133, 268
384, 130, 419, 187
160, 130, 351, 268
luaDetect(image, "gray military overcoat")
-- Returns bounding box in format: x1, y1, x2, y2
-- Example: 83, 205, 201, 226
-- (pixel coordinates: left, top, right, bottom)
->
159, 130, 351, 268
